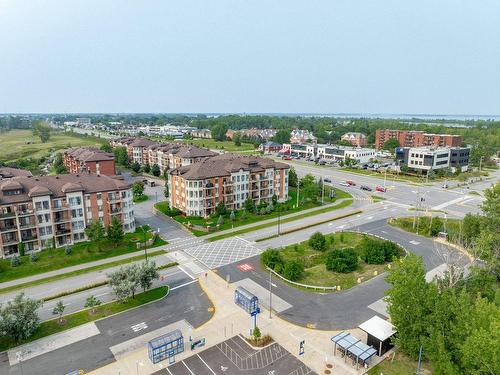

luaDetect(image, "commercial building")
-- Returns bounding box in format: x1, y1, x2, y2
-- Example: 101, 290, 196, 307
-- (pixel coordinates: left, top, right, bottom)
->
341, 132, 368, 147
282, 144, 376, 164
259, 141, 282, 154
0, 174, 135, 258
169, 154, 289, 217
147, 143, 217, 174
375, 129, 462, 150
64, 148, 116, 176
396, 146, 470, 173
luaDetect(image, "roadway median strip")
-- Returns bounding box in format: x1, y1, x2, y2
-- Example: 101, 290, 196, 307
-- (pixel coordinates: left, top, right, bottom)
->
255, 209, 362, 241
0, 250, 169, 295
207, 199, 354, 242
0, 286, 170, 353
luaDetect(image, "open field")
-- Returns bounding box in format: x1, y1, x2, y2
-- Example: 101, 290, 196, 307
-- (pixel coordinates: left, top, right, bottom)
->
368, 352, 433, 375
0, 129, 105, 161
181, 138, 256, 152
0, 286, 169, 352
0, 226, 166, 283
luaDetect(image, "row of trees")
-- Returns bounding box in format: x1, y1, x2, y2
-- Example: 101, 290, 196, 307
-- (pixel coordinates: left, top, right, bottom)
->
84, 216, 124, 251
108, 261, 159, 301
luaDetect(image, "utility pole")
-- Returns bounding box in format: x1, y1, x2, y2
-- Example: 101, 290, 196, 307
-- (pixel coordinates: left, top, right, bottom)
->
269, 268, 272, 319
479, 156, 483, 172
277, 206, 281, 236
321, 179, 324, 205
296, 180, 300, 208
384, 169, 387, 189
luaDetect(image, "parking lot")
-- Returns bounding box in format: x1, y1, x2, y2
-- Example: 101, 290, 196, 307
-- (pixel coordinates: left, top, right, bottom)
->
154, 335, 315, 375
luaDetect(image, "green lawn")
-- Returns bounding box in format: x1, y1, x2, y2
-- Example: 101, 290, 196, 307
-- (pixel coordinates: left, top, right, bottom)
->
268, 232, 402, 290
159, 187, 352, 237
0, 129, 105, 161
133, 194, 149, 203
0, 226, 166, 284
368, 352, 433, 375
181, 138, 256, 152
207, 199, 354, 242
0, 286, 170, 352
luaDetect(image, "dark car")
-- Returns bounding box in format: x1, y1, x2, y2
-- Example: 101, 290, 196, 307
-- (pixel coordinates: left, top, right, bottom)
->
324, 177, 332, 183
360, 185, 372, 191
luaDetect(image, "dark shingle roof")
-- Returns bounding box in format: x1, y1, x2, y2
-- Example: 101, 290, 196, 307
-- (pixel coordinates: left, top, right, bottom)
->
65, 148, 115, 162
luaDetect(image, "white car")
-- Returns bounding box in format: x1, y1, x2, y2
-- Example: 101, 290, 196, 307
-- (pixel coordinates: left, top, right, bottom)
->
339, 182, 350, 187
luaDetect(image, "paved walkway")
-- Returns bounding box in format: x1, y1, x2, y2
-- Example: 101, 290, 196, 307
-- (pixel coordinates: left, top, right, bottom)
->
89, 270, 383, 375
203, 198, 354, 240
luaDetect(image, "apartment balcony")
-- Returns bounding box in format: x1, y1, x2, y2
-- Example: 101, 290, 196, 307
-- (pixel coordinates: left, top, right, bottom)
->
107, 196, 122, 203
0, 211, 16, 219
17, 208, 35, 217
55, 228, 71, 236
19, 221, 37, 229
0, 224, 18, 233
1, 237, 19, 246
54, 215, 71, 223
52, 203, 70, 211
110, 208, 123, 215
21, 234, 38, 242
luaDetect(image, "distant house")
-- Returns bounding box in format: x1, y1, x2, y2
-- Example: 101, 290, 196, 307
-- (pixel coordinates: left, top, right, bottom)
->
341, 132, 367, 147
290, 129, 317, 144
259, 141, 282, 154
190, 129, 212, 139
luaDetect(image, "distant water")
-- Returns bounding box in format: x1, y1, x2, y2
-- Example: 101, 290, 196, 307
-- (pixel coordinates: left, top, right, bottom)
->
237, 113, 500, 121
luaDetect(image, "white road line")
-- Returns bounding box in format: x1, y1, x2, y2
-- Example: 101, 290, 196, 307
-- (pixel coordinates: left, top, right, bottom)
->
177, 265, 195, 280
165, 367, 173, 375
197, 354, 217, 375
182, 361, 195, 375
94, 292, 109, 298
170, 279, 198, 291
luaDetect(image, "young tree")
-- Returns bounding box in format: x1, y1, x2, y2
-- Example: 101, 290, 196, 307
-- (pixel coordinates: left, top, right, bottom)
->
132, 181, 145, 198
151, 164, 161, 177
64, 245, 72, 255
142, 163, 151, 174
53, 152, 67, 174
309, 232, 327, 252
30, 252, 38, 263
229, 210, 236, 222
52, 300, 65, 323
10, 255, 20, 267
0, 293, 42, 342
288, 168, 298, 188
325, 248, 358, 273
244, 198, 255, 212
107, 216, 124, 243
17, 242, 25, 257
164, 183, 169, 199
216, 201, 227, 216
138, 261, 159, 292
32, 120, 51, 143
233, 133, 242, 147
108, 263, 140, 301
217, 215, 224, 226
283, 260, 304, 281
253, 325, 261, 339
272, 129, 291, 144
100, 143, 113, 153
84, 295, 102, 314
85, 220, 105, 251
131, 161, 141, 173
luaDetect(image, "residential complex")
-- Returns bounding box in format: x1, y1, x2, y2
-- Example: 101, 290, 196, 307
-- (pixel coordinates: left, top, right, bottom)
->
169, 154, 289, 217
63, 147, 116, 176
341, 132, 367, 147
226, 128, 277, 141
111, 137, 158, 164
396, 146, 470, 173
0, 167, 33, 180
0, 174, 135, 258
282, 144, 376, 164
290, 129, 317, 144
190, 129, 212, 139
147, 143, 217, 174
375, 129, 462, 149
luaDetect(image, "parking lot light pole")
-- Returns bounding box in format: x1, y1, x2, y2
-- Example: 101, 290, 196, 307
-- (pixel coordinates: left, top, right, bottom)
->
269, 268, 272, 319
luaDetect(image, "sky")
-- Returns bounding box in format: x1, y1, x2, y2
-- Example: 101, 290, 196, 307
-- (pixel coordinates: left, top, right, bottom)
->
1, 0, 499, 114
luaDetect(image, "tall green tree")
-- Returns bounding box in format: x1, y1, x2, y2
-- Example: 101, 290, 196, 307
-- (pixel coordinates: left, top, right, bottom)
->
211, 123, 228, 141
138, 261, 159, 292
100, 143, 113, 153
114, 146, 129, 166
108, 263, 140, 301
53, 152, 67, 174
382, 138, 400, 152
107, 216, 124, 243
272, 129, 291, 144
288, 168, 298, 188
151, 164, 161, 177
132, 182, 145, 198
84, 220, 105, 251
52, 300, 65, 323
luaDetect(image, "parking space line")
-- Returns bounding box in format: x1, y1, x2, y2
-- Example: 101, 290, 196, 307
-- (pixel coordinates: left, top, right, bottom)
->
177, 265, 195, 280
197, 354, 217, 375
170, 279, 198, 291
165, 367, 173, 375
182, 361, 195, 375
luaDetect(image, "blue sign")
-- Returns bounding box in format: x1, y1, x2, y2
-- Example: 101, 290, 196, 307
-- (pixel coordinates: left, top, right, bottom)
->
299, 340, 305, 356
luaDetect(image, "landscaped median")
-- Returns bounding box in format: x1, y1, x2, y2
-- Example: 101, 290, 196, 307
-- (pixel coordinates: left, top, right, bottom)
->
207, 199, 355, 242
262, 231, 404, 291
0, 286, 169, 352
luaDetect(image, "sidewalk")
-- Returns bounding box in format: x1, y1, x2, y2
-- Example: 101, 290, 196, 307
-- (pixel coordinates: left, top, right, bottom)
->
203, 198, 352, 240
89, 270, 382, 375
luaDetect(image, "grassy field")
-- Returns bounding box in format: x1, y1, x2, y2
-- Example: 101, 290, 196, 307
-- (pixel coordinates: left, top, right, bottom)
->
0, 226, 166, 284
0, 286, 169, 352
269, 232, 401, 290
181, 138, 256, 152
133, 195, 149, 203
0, 129, 105, 161
388, 216, 461, 240
368, 352, 433, 375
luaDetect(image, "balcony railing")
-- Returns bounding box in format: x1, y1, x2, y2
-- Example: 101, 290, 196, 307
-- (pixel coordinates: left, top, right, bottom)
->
0, 224, 17, 232
17, 208, 35, 216
54, 215, 71, 223
55, 228, 71, 236
1, 237, 19, 246
19, 221, 36, 229
21, 235, 38, 242
0, 212, 16, 219
52, 203, 70, 211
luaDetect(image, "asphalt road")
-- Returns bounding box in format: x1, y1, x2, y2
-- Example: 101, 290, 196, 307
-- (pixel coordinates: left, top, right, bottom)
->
217, 219, 469, 330
0, 281, 213, 375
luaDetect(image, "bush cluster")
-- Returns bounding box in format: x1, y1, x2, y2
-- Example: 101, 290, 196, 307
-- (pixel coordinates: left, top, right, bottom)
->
325, 248, 358, 273
357, 237, 401, 264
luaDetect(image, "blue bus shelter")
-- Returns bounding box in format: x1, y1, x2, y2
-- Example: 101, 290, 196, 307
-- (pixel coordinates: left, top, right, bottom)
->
235, 286, 260, 330
148, 329, 184, 364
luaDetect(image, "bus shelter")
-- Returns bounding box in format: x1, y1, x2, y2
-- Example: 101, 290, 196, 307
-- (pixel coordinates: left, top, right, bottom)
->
234, 286, 259, 315
358, 316, 396, 356
331, 332, 378, 370
148, 329, 184, 364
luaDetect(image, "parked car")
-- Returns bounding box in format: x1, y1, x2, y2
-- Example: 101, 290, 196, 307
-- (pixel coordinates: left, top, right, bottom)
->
346, 180, 356, 186
375, 186, 386, 192
442, 183, 449, 189
318, 159, 327, 165
282, 156, 292, 160
324, 177, 332, 183
360, 185, 373, 191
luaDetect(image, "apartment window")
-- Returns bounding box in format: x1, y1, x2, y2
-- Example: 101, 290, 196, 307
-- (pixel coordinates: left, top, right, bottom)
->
96, 193, 102, 200
98, 205, 103, 212
35, 201, 50, 210
69, 197, 82, 206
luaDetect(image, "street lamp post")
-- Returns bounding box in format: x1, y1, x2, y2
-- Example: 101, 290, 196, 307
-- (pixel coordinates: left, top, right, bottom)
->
277, 206, 281, 236
269, 268, 272, 319
16, 352, 23, 375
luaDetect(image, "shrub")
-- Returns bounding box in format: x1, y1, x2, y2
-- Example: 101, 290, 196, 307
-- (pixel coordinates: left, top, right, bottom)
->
261, 249, 284, 270
10, 255, 21, 267
217, 215, 224, 226
325, 248, 358, 273
429, 217, 443, 236
283, 260, 304, 281
361, 245, 386, 264
260, 207, 266, 215
309, 232, 327, 252
30, 252, 39, 262
64, 245, 72, 255
357, 237, 401, 263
